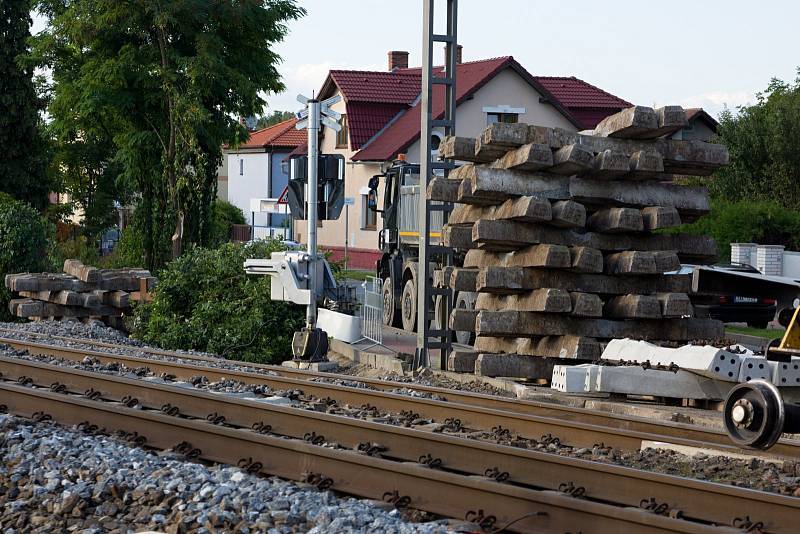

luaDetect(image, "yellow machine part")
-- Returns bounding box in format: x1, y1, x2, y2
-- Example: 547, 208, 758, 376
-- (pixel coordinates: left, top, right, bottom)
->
779, 306, 800, 350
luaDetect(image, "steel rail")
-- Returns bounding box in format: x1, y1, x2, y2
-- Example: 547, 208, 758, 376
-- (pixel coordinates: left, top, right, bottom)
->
0, 335, 795, 457
0, 355, 795, 533
0, 381, 746, 534
2, 330, 798, 459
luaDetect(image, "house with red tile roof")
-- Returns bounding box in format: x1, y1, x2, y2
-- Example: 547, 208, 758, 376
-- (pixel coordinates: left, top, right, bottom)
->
224, 117, 306, 239
287, 50, 632, 269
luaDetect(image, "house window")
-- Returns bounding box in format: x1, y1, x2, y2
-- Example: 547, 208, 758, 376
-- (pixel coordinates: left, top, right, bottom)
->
239, 158, 244, 176
361, 193, 377, 230
336, 114, 348, 149
487, 112, 519, 125
483, 106, 525, 126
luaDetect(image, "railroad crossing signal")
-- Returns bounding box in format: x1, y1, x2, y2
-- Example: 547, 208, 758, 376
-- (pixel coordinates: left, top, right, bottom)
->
295, 94, 342, 132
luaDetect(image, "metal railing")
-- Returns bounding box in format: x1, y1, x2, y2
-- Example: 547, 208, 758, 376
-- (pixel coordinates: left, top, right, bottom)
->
358, 276, 384, 350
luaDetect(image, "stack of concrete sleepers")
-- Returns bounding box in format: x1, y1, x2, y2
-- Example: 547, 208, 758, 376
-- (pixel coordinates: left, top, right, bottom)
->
6, 259, 155, 330
433, 105, 728, 380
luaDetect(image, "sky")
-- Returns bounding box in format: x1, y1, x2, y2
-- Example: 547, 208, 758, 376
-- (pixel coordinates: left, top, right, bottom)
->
32, 1, 800, 120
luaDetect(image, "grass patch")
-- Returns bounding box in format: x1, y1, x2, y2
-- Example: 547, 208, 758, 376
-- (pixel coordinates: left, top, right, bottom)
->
340, 269, 375, 282
726, 326, 784, 339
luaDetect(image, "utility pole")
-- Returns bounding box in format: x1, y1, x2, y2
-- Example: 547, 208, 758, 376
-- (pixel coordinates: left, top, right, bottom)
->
295, 94, 342, 329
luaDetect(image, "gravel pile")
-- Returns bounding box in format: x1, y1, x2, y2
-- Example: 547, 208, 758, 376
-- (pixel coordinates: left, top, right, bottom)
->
0, 320, 141, 346
0, 415, 451, 533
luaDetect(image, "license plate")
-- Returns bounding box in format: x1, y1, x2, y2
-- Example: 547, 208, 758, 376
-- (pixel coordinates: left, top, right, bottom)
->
733, 296, 759, 304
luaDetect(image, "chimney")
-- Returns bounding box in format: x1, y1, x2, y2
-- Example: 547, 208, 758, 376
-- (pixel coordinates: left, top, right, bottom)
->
388, 50, 409, 71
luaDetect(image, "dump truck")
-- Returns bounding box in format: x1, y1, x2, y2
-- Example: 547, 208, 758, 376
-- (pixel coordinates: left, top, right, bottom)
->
366, 158, 474, 343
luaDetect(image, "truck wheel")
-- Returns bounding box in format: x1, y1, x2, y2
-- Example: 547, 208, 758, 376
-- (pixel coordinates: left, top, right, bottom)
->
401, 279, 417, 332
454, 291, 476, 346
382, 278, 400, 327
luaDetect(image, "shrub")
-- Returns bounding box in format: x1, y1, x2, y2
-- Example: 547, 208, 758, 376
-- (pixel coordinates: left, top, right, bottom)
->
208, 199, 246, 247
671, 199, 800, 261
0, 194, 50, 320
132, 239, 304, 364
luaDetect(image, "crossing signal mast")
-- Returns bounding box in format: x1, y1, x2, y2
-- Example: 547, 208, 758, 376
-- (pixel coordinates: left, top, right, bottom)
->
244, 94, 344, 362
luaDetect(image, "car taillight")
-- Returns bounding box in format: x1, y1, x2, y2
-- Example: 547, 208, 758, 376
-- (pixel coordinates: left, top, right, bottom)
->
719, 296, 729, 304
762, 298, 777, 305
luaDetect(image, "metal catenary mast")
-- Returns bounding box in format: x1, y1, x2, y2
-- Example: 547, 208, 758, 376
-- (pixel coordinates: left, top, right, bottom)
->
416, 0, 458, 369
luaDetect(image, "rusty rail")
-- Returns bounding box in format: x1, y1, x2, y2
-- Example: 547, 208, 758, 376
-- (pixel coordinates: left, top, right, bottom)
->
1, 334, 797, 458
0, 369, 763, 534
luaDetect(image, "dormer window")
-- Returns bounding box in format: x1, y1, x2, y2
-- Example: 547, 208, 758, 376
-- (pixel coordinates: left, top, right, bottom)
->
483, 105, 525, 125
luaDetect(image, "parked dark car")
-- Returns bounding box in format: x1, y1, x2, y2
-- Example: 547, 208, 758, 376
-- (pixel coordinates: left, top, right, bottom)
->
672, 264, 778, 328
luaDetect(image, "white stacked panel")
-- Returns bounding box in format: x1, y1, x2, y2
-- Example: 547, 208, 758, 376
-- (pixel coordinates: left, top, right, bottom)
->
601, 339, 742, 382
551, 364, 594, 393
593, 365, 734, 400
773, 357, 800, 387
736, 355, 772, 383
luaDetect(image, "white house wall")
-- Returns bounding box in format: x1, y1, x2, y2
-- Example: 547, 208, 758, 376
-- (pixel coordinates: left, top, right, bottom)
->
406, 68, 577, 161
226, 151, 270, 227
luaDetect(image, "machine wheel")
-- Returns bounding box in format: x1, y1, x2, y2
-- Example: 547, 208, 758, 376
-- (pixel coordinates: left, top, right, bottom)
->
401, 279, 417, 332
454, 292, 477, 346
723, 380, 785, 450
381, 278, 400, 327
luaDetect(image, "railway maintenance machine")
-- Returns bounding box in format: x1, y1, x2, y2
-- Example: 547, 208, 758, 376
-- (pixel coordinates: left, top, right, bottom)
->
366, 158, 475, 346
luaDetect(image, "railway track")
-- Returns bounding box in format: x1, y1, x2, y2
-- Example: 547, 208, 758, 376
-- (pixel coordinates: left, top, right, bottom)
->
1, 356, 795, 533
1, 331, 799, 458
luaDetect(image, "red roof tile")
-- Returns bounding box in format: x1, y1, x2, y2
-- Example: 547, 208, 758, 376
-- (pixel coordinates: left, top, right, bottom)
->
347, 102, 407, 149
329, 70, 421, 104
534, 76, 631, 109
238, 118, 306, 149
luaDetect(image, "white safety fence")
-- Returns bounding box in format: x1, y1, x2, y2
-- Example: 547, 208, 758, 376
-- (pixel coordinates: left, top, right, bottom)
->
359, 276, 383, 348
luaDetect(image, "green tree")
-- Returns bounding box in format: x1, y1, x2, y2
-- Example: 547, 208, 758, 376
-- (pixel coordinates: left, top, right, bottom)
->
0, 0, 51, 210
0, 193, 50, 320
34, 0, 305, 269
711, 69, 800, 207
255, 110, 295, 129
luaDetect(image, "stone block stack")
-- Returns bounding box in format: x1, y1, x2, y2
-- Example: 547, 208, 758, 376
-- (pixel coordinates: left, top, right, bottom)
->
5, 260, 155, 330
432, 105, 728, 379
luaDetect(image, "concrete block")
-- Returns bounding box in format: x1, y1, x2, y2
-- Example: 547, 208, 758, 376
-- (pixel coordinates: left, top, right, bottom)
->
550, 144, 594, 175
627, 150, 664, 179
551, 364, 595, 393
601, 338, 741, 381
594, 106, 658, 138
588, 149, 629, 179
737, 355, 771, 382
494, 142, 553, 171
593, 365, 733, 400
641, 206, 681, 231
772, 357, 800, 387
550, 200, 587, 229
587, 207, 643, 234
475, 353, 557, 379
448, 350, 479, 373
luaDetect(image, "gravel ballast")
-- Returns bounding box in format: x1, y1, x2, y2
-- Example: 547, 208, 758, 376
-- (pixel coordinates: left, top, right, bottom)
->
1, 320, 799, 498
0, 414, 450, 533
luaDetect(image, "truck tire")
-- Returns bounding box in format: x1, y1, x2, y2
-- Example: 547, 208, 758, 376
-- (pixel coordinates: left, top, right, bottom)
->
401, 278, 417, 332
382, 278, 401, 327
454, 291, 476, 346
